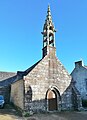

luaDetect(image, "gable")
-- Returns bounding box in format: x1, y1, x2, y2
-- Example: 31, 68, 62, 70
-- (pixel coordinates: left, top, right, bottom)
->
71, 66, 87, 76
24, 55, 71, 95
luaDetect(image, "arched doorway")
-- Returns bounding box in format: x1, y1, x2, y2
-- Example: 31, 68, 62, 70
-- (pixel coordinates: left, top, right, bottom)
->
46, 87, 61, 111
47, 90, 57, 111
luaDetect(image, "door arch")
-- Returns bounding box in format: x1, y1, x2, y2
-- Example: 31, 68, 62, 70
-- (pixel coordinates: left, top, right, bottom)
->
47, 90, 57, 111
46, 87, 61, 111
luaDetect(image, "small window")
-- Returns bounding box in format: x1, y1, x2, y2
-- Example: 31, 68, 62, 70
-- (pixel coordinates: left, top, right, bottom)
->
26, 86, 32, 102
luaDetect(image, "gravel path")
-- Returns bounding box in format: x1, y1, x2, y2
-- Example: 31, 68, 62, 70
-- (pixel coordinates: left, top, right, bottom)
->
0, 107, 87, 120
27, 111, 87, 120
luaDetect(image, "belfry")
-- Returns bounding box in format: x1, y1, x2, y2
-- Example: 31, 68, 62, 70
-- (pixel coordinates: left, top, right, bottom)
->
42, 5, 56, 57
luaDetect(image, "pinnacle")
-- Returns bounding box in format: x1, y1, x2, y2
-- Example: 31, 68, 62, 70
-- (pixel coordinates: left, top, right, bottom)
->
47, 5, 51, 16
46, 5, 52, 22
48, 5, 50, 12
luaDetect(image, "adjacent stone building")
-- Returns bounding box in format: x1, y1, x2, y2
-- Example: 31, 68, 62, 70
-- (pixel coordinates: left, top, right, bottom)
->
0, 72, 16, 103
71, 60, 87, 100
10, 6, 82, 112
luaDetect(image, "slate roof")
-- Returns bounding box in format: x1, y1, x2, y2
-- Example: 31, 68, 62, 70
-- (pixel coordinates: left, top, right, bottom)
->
0, 71, 17, 86
0, 60, 41, 85
16, 60, 41, 80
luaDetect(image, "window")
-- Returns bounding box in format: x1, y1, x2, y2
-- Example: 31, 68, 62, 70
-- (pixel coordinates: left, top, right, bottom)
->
26, 86, 32, 102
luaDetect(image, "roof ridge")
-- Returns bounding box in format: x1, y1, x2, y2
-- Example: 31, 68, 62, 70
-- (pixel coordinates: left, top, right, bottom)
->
0, 71, 16, 74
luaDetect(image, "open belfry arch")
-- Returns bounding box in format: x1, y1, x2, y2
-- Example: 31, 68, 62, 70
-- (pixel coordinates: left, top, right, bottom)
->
10, 5, 82, 113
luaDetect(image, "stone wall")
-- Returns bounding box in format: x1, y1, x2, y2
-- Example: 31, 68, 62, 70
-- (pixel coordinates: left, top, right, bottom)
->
0, 72, 16, 103
71, 62, 87, 100
61, 86, 72, 110
24, 51, 72, 112
10, 47, 82, 112
10, 79, 24, 109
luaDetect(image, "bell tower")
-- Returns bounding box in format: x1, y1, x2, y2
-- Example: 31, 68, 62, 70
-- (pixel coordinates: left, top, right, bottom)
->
42, 5, 56, 58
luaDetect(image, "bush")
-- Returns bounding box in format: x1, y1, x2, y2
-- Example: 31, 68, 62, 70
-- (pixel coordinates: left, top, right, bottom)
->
23, 112, 30, 117
82, 100, 87, 107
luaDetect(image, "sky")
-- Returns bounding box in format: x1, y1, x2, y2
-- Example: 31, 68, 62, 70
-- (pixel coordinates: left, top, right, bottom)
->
0, 0, 87, 73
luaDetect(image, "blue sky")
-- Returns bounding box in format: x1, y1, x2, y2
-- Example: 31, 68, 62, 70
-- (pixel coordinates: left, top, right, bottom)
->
0, 0, 87, 73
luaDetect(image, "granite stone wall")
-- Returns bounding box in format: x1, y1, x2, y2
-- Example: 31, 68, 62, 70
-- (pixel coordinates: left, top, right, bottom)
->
24, 49, 73, 112
10, 47, 82, 112
10, 79, 24, 109
71, 61, 87, 100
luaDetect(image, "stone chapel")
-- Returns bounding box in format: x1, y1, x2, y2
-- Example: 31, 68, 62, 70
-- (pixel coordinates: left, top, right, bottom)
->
10, 6, 82, 112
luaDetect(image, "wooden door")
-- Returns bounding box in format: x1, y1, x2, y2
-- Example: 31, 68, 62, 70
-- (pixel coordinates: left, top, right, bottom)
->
47, 90, 57, 111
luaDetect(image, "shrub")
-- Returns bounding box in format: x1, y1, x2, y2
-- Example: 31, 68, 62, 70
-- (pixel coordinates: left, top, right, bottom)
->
82, 99, 87, 107
23, 112, 30, 117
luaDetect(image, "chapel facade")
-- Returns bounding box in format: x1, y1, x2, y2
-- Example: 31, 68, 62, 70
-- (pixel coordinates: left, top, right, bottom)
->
10, 6, 82, 112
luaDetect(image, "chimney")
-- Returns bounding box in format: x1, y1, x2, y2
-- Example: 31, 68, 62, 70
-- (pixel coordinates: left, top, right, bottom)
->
75, 60, 83, 68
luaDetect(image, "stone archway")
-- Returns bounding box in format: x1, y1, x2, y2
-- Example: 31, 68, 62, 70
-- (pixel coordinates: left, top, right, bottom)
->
47, 90, 57, 111
46, 87, 61, 111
